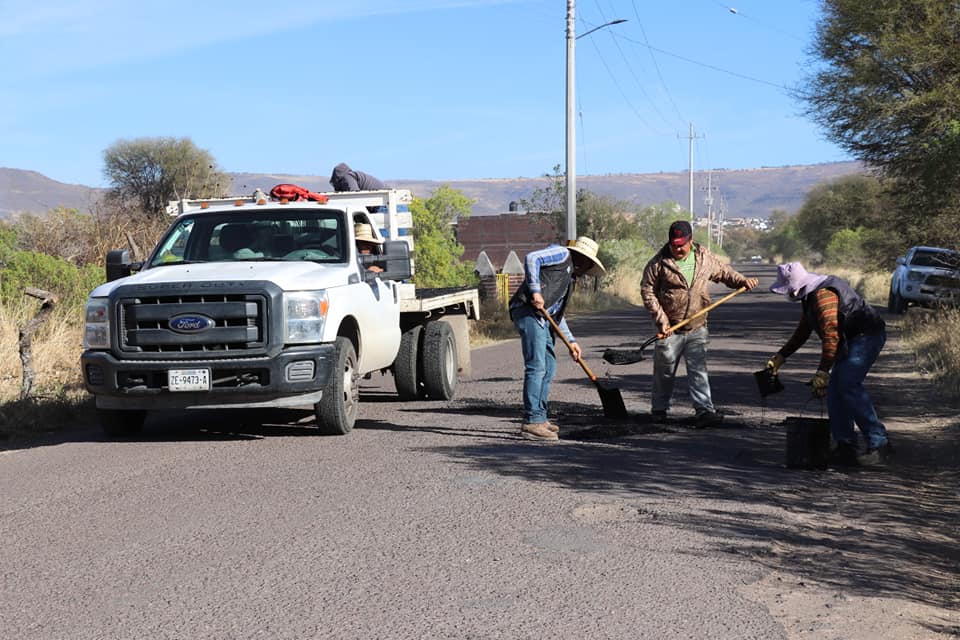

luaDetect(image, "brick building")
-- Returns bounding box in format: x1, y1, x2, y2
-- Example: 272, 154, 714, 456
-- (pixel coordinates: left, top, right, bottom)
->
456, 213, 560, 271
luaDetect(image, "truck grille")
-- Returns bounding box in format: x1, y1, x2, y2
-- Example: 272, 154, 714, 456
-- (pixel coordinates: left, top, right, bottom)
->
925, 274, 960, 289
119, 293, 266, 353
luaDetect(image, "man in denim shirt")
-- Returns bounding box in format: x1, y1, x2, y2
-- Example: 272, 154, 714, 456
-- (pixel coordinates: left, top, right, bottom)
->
509, 237, 605, 440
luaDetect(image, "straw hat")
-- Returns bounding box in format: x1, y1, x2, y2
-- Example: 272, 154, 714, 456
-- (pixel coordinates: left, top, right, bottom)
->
355, 223, 383, 244
567, 236, 605, 276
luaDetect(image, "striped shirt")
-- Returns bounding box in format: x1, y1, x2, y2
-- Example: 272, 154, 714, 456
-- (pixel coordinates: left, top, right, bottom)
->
780, 288, 840, 371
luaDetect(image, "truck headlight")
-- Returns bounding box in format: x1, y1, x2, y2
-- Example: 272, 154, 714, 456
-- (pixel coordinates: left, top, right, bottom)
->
83, 299, 111, 349
907, 271, 925, 282
283, 291, 329, 344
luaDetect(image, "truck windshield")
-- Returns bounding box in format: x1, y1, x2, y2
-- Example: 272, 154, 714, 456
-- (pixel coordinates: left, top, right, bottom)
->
912, 250, 960, 269
148, 210, 347, 267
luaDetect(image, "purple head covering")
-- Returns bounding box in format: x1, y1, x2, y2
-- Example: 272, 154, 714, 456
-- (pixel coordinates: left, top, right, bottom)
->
770, 262, 829, 300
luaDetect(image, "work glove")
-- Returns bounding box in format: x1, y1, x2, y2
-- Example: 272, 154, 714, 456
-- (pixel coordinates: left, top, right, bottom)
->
766, 353, 785, 374
808, 370, 830, 398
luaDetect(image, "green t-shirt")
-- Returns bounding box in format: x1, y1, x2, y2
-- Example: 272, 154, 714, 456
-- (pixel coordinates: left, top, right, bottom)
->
676, 251, 696, 287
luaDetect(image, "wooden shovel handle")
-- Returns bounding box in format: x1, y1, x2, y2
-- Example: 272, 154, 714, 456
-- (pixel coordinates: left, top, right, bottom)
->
540, 308, 598, 382
663, 286, 747, 335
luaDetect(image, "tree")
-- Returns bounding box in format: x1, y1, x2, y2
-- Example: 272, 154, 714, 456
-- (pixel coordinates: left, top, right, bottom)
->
103, 137, 230, 215
410, 185, 477, 288
793, 174, 891, 254
518, 164, 644, 248
760, 211, 811, 263
803, 0, 960, 242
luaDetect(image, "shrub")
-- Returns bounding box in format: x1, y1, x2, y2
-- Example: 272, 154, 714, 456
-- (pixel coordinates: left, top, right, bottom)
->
0, 250, 104, 312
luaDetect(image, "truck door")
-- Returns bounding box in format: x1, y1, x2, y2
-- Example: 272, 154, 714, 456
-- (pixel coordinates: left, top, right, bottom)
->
352, 265, 402, 373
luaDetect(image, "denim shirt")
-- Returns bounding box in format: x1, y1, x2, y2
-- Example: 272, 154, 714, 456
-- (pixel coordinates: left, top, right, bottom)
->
509, 244, 577, 343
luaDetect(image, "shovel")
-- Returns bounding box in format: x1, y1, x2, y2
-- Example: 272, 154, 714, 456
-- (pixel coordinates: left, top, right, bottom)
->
603, 286, 748, 365
540, 309, 628, 419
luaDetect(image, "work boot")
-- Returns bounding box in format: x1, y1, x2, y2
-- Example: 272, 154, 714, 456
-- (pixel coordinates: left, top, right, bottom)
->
651, 410, 668, 423
828, 441, 859, 467
857, 442, 893, 467
695, 411, 723, 429
521, 422, 559, 441
544, 421, 560, 434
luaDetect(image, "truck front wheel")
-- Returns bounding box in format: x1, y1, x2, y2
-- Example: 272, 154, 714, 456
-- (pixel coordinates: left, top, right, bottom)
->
888, 285, 907, 314
315, 337, 359, 435
99, 409, 146, 437
421, 321, 457, 400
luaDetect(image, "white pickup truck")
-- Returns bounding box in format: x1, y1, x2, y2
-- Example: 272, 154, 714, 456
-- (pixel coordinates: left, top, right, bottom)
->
81, 187, 479, 436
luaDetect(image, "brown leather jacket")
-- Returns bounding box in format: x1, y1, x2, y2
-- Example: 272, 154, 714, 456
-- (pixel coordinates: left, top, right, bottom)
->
640, 243, 751, 334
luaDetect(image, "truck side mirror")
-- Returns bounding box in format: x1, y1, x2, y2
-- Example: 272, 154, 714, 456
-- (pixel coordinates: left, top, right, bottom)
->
896, 256, 905, 266
105, 250, 142, 282
366, 240, 412, 282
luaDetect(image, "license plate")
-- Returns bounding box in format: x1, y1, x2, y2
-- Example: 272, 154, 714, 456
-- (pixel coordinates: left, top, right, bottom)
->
168, 369, 210, 392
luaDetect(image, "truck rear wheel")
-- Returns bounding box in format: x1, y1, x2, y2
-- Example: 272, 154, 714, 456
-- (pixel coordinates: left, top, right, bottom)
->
421, 321, 457, 400
394, 325, 422, 400
99, 409, 146, 437
315, 337, 359, 435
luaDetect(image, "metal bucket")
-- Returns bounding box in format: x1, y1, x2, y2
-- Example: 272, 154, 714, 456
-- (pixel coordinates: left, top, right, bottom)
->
784, 417, 830, 469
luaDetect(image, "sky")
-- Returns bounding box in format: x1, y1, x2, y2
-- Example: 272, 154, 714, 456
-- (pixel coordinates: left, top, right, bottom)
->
0, 0, 849, 189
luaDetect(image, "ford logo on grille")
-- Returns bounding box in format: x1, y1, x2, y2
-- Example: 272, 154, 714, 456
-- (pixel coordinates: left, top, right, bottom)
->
169, 314, 215, 333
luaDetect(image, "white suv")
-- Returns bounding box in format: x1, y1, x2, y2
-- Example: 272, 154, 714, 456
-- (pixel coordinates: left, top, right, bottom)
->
888, 246, 960, 313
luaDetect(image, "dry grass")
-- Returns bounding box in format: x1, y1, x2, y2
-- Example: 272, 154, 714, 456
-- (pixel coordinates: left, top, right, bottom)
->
902, 308, 960, 400
0, 305, 90, 439
823, 265, 891, 306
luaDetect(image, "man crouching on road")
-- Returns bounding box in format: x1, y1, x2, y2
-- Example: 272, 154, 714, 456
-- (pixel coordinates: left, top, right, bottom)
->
641, 220, 758, 427
509, 237, 605, 441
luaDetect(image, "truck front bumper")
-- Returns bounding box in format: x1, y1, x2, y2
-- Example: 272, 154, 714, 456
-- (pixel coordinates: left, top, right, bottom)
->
81, 344, 336, 411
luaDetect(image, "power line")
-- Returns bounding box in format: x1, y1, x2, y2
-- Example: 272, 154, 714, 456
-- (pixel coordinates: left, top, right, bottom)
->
630, 0, 686, 126
711, 1, 806, 43
618, 33, 802, 96
582, 33, 673, 136
583, 2, 680, 129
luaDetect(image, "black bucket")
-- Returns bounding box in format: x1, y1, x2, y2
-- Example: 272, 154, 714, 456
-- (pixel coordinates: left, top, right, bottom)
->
784, 417, 830, 469
754, 369, 784, 397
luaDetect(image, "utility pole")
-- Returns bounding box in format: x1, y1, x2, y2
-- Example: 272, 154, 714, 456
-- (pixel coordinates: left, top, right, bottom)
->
679, 123, 703, 221
564, 3, 626, 243
565, 0, 576, 243
717, 193, 726, 248
703, 170, 717, 248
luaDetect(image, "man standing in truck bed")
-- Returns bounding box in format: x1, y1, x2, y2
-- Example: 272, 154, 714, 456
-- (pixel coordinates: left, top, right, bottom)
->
329, 163, 387, 192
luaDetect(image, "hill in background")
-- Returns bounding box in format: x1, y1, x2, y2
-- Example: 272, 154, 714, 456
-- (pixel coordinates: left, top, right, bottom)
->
1, 162, 863, 220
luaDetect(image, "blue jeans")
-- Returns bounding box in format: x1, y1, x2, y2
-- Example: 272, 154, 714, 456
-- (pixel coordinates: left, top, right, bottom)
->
828, 330, 889, 449
652, 326, 714, 414
514, 310, 557, 424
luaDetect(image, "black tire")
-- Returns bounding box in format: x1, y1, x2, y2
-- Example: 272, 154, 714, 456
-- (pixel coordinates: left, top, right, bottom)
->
888, 287, 907, 314
99, 409, 146, 437
315, 337, 359, 435
421, 321, 457, 400
394, 325, 422, 400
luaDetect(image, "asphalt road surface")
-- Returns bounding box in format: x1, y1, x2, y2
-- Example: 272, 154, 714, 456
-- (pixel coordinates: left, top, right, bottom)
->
2, 265, 957, 639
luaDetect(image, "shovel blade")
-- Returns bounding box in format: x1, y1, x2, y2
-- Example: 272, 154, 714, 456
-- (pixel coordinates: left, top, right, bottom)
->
602, 348, 646, 365
595, 382, 628, 419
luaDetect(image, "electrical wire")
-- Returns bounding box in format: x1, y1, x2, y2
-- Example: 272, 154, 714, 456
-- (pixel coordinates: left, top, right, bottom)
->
630, 0, 686, 126
710, 1, 805, 43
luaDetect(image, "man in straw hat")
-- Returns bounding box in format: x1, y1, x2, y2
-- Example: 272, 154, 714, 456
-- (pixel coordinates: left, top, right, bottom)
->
508, 236, 605, 441
354, 223, 384, 273
766, 262, 891, 467
641, 220, 759, 427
